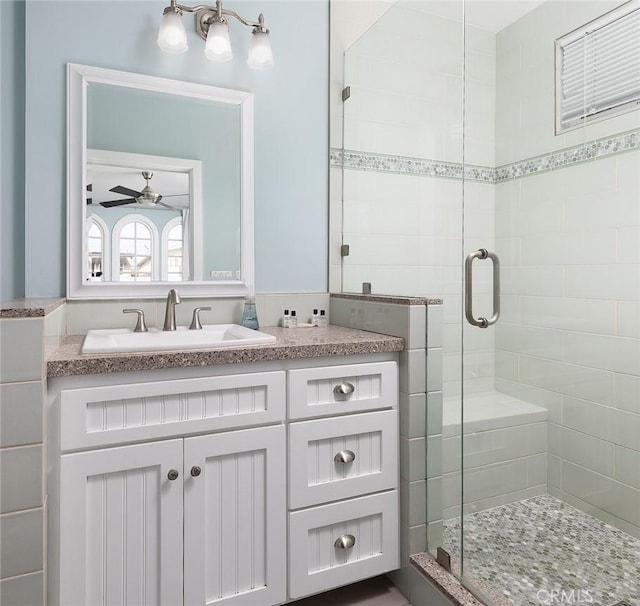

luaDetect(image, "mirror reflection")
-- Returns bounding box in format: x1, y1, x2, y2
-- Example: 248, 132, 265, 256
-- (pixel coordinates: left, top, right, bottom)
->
86, 160, 191, 283
85, 80, 241, 284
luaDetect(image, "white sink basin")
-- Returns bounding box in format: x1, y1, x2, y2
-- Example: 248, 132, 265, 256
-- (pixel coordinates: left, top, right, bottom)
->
81, 324, 276, 354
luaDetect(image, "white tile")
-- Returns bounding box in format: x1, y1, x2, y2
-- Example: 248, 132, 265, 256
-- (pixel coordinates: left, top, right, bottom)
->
0, 571, 44, 606
409, 480, 426, 527
400, 350, 427, 395
557, 428, 615, 477
495, 350, 518, 382
0, 319, 43, 382
520, 296, 616, 335
426, 348, 442, 393
400, 392, 427, 439
402, 436, 426, 482
426, 305, 442, 349
563, 332, 640, 375
564, 191, 639, 232
617, 302, 640, 339
520, 356, 614, 406
562, 396, 640, 451
548, 454, 562, 489
562, 461, 640, 527
66, 300, 158, 333
501, 266, 563, 297
0, 446, 43, 514
426, 478, 442, 524
615, 446, 640, 490
0, 509, 44, 579
426, 436, 441, 480
564, 265, 640, 301
527, 453, 547, 488
614, 372, 640, 414
496, 323, 563, 360
426, 392, 443, 437
0, 382, 43, 448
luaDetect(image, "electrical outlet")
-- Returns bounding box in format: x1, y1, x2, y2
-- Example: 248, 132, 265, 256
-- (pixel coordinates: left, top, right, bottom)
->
210, 270, 233, 279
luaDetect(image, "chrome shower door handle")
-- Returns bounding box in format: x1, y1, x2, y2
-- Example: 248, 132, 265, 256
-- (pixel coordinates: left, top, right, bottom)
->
464, 248, 500, 329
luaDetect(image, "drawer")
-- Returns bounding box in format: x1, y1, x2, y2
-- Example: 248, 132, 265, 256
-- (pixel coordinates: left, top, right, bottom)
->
288, 491, 399, 599
60, 372, 285, 451
288, 361, 397, 420
289, 410, 398, 509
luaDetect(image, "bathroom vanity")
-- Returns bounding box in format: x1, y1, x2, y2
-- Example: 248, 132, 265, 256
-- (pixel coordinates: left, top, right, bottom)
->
46, 327, 402, 606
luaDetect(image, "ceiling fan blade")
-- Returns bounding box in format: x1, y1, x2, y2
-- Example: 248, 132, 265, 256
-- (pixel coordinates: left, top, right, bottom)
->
157, 201, 180, 211
162, 193, 190, 198
109, 185, 142, 198
100, 198, 137, 208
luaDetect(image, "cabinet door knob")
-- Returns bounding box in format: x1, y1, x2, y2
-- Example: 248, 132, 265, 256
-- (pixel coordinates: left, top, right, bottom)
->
167, 469, 179, 481
334, 449, 356, 464
190, 466, 202, 477
334, 534, 356, 549
333, 382, 355, 397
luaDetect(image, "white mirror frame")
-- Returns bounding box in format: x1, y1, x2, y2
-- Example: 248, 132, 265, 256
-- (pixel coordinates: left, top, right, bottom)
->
67, 63, 254, 299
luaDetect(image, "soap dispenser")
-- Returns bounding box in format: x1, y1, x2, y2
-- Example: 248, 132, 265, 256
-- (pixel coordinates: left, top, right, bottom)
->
241, 296, 259, 330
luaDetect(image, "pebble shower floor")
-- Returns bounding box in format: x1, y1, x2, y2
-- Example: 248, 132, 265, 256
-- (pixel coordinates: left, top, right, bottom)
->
442, 495, 639, 606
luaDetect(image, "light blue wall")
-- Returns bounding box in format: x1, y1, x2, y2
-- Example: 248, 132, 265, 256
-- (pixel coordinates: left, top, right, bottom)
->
24, 0, 329, 297
1, 1, 26, 302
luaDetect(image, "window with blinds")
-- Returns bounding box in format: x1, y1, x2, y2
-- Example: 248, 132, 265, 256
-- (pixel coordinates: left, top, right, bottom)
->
555, 1, 640, 133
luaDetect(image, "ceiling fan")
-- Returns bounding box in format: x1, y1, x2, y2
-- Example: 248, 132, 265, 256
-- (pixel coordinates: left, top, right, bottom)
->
98, 171, 186, 211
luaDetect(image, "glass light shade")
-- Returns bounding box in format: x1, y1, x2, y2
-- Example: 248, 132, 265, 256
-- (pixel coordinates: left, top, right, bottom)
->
205, 21, 232, 62
247, 31, 274, 70
157, 11, 188, 54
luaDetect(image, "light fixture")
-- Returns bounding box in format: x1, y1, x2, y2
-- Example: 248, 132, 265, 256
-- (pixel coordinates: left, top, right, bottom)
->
157, 0, 273, 70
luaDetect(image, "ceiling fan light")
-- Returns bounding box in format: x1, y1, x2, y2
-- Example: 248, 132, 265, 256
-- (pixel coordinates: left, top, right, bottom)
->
247, 29, 273, 70
205, 20, 232, 62
158, 9, 188, 54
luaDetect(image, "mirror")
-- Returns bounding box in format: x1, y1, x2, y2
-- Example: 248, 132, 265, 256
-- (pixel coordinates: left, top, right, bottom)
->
67, 63, 254, 299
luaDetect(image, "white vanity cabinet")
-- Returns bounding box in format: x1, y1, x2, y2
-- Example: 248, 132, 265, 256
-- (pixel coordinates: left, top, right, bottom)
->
48, 356, 399, 606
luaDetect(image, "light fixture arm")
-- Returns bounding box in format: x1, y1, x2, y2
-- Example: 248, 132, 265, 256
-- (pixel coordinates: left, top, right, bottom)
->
170, 0, 267, 40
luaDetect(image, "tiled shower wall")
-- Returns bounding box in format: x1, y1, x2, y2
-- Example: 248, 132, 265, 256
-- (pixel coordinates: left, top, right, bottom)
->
493, 1, 640, 538
336, 2, 498, 399
332, 0, 640, 541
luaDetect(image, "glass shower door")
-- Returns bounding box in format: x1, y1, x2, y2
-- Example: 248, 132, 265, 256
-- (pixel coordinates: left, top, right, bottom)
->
459, 1, 640, 604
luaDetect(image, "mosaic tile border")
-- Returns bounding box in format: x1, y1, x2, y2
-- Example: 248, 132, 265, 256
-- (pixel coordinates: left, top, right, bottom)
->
331, 127, 640, 183
331, 148, 495, 183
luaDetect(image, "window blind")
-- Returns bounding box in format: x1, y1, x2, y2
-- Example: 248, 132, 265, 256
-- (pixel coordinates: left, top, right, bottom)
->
556, 3, 640, 132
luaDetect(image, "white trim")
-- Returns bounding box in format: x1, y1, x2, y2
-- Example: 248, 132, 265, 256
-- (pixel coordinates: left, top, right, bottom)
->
161, 216, 184, 282
85, 215, 111, 281
67, 63, 254, 299
112, 214, 160, 282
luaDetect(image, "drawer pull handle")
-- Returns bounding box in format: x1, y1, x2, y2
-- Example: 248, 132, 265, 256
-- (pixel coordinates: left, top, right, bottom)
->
167, 469, 179, 481
334, 534, 356, 549
333, 382, 355, 398
334, 449, 356, 464
190, 466, 202, 477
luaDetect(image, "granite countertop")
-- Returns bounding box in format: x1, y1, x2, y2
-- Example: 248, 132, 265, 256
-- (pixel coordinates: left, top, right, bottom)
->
47, 325, 404, 377
331, 293, 443, 306
1, 298, 66, 318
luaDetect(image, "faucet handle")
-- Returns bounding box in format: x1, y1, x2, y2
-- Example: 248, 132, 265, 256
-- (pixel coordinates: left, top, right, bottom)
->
189, 307, 212, 330
123, 309, 148, 333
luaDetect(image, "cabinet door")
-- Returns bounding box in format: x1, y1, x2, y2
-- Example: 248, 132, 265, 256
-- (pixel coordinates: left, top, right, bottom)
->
184, 426, 286, 606
60, 440, 184, 606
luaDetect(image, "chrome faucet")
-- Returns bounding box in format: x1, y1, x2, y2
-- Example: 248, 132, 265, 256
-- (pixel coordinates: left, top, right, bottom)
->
163, 288, 181, 331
